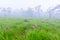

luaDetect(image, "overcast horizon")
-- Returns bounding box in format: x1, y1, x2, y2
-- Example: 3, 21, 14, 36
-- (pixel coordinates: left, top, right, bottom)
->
0, 0, 60, 11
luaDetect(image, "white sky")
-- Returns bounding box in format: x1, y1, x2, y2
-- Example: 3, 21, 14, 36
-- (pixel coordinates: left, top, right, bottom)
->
0, 0, 60, 11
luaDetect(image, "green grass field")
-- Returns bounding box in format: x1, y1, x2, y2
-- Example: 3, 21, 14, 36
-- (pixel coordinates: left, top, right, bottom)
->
0, 18, 60, 40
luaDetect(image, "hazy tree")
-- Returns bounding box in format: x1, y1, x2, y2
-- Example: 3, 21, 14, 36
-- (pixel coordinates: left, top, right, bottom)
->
25, 8, 34, 18
47, 5, 60, 18
6, 7, 12, 17
34, 5, 42, 18
1, 8, 7, 17
47, 7, 54, 18
19, 8, 25, 17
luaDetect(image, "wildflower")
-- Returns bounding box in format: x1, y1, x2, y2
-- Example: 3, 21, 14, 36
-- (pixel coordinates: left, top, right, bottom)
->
32, 24, 38, 29
4, 26, 9, 30
32, 25, 35, 29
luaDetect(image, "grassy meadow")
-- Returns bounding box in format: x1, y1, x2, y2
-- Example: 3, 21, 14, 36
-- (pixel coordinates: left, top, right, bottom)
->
0, 18, 60, 40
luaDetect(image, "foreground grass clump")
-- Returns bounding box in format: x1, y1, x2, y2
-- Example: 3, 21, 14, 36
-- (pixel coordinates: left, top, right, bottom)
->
0, 18, 60, 40
26, 29, 59, 40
